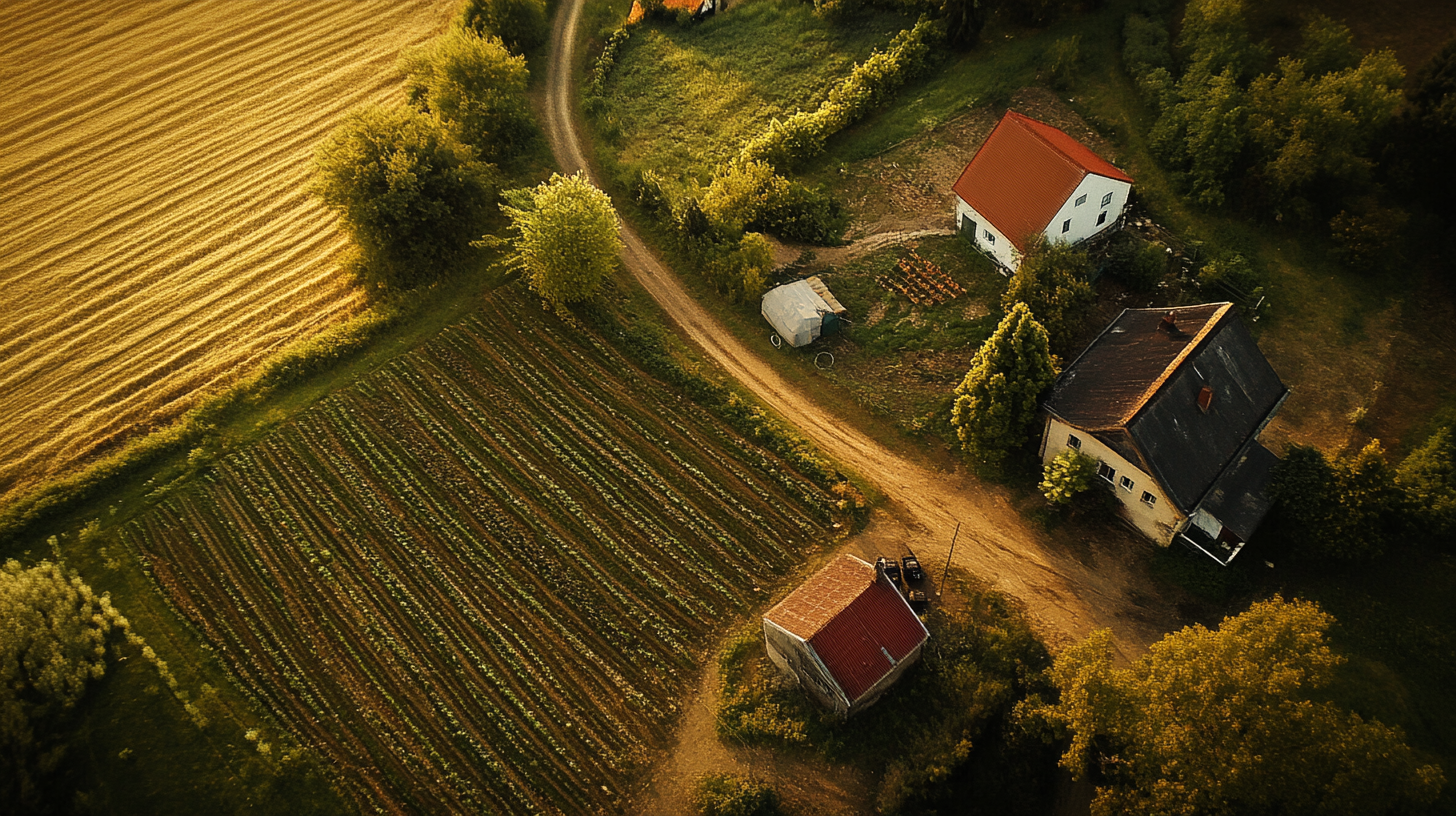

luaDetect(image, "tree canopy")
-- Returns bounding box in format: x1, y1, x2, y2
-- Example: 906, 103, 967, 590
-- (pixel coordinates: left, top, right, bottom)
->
951, 302, 1057, 465
1268, 441, 1403, 560
313, 105, 497, 290
500, 172, 623, 313
1040, 449, 1098, 506
1032, 597, 1445, 816
2, 561, 127, 810
399, 28, 534, 163
1397, 426, 1456, 545
1001, 238, 1094, 354
458, 0, 548, 56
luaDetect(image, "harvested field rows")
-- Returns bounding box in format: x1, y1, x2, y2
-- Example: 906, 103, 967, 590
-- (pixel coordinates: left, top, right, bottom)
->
123, 293, 835, 814
0, 0, 453, 501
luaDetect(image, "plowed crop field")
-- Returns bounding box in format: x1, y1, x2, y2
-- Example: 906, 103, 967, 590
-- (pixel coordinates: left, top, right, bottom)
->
0, 0, 453, 502
122, 292, 835, 814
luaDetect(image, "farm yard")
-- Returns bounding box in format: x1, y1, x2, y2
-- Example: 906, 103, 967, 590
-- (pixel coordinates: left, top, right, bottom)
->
119, 291, 837, 814
0, 0, 453, 503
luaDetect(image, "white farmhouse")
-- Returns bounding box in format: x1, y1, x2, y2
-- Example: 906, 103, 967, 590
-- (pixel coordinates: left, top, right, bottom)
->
1039, 303, 1290, 565
951, 111, 1133, 272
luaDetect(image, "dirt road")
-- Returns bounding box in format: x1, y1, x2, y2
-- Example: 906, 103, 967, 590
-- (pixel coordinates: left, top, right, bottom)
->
545, 2, 1174, 658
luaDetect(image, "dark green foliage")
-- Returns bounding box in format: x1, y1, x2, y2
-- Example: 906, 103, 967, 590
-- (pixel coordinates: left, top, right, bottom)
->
1001, 238, 1094, 354
1104, 233, 1167, 291
676, 198, 715, 240
937, 0, 986, 51
458, 0, 548, 56
952, 303, 1057, 465
1392, 36, 1456, 213
696, 233, 774, 304
1002, 0, 1075, 28
1122, 13, 1172, 77
1196, 251, 1262, 300
312, 105, 497, 290
692, 774, 781, 816
1298, 13, 1360, 77
585, 26, 631, 99
750, 182, 849, 245
1031, 599, 1446, 816
630, 168, 670, 216
399, 28, 535, 162
1397, 427, 1456, 546
1269, 442, 1404, 561
1329, 201, 1408, 272
1044, 34, 1082, 90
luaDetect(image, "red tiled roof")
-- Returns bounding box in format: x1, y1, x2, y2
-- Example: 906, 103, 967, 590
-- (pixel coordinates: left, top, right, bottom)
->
950, 111, 1133, 251
764, 555, 928, 704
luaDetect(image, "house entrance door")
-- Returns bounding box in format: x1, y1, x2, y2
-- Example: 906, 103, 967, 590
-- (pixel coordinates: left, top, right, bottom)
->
959, 214, 977, 244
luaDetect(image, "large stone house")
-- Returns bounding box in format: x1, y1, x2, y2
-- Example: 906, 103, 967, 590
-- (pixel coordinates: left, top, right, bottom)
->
1039, 303, 1290, 565
762, 554, 928, 717
951, 110, 1133, 272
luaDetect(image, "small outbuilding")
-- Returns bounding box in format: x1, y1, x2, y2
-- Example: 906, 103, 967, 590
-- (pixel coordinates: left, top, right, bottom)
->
760, 276, 848, 348
763, 554, 929, 718
951, 110, 1134, 272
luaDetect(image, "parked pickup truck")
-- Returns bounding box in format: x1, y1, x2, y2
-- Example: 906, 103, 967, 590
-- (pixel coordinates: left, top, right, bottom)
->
876, 556, 902, 585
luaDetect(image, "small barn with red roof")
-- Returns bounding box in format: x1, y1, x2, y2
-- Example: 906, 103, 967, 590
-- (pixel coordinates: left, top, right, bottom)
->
762, 554, 929, 718
951, 111, 1133, 272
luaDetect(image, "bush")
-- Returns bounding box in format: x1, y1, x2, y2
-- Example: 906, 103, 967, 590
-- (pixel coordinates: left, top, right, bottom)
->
312, 105, 497, 290
697, 233, 775, 304
1040, 449, 1098, 505
750, 182, 849, 245
1105, 234, 1167, 291
1269, 441, 1404, 560
1122, 13, 1172, 77
1197, 252, 1262, 300
399, 28, 534, 162
458, 0, 548, 55
1397, 426, 1456, 546
630, 168, 670, 216
701, 160, 787, 236
585, 26, 631, 98
1045, 35, 1082, 90
1329, 201, 1408, 272
692, 774, 781, 816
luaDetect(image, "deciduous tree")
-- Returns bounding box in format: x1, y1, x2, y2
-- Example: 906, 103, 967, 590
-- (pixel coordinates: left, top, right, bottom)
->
1031, 597, 1445, 816
499, 172, 623, 313
458, 0, 548, 56
2, 561, 127, 811
1001, 238, 1093, 354
313, 105, 497, 290
1269, 441, 1402, 560
1397, 426, 1456, 545
951, 303, 1057, 465
399, 28, 534, 162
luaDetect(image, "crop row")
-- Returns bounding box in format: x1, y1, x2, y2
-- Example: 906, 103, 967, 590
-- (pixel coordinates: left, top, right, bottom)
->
125, 296, 835, 814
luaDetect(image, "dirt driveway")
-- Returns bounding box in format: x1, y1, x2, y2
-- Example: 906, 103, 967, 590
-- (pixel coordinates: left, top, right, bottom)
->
545, 5, 1181, 810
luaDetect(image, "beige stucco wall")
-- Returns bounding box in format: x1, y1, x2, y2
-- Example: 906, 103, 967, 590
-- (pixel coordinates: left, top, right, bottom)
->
1041, 416, 1183, 544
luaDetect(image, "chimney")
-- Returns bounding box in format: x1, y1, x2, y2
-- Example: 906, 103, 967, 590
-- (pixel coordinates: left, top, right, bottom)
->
1198, 386, 1215, 412
1158, 311, 1178, 334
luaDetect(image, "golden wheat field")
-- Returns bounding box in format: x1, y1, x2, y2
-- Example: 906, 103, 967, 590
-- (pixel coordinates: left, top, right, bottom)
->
0, 0, 455, 503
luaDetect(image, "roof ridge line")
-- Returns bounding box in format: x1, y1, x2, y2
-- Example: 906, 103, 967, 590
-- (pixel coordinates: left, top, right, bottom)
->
1120, 303, 1233, 426
1009, 111, 1087, 181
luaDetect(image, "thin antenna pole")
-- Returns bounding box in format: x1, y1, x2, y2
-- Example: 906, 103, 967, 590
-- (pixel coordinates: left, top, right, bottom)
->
938, 521, 960, 596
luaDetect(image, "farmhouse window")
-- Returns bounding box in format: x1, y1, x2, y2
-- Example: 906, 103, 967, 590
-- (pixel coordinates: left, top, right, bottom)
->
984, 230, 995, 245
1141, 491, 1157, 506
1097, 211, 1108, 226
1067, 434, 1081, 449
1101, 192, 1113, 207
1097, 462, 1116, 484
1119, 475, 1134, 492
1076, 194, 1087, 206
1062, 219, 1071, 233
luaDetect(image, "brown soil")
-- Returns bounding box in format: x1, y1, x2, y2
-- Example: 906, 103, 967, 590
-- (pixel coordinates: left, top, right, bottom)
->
549, 5, 1184, 812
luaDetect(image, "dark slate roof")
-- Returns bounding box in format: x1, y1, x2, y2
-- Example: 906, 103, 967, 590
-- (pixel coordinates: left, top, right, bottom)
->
1198, 442, 1280, 541
1046, 304, 1289, 513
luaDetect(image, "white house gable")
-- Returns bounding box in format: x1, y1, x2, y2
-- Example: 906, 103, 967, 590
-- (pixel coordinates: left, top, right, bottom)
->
1043, 174, 1132, 247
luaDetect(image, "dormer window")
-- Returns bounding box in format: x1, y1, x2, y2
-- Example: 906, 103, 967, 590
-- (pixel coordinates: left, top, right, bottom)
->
1198, 386, 1215, 412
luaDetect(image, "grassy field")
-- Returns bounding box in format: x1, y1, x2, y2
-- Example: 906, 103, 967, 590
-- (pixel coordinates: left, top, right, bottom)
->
596, 0, 914, 186
112, 287, 838, 814
0, 0, 454, 504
